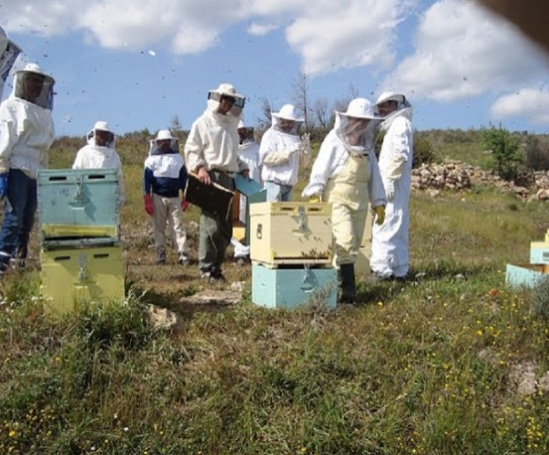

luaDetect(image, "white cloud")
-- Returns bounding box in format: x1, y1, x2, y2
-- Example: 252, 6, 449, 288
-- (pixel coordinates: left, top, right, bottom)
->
490, 87, 549, 126
247, 22, 279, 36
2, 0, 418, 74
3, 0, 547, 100
382, 0, 549, 101
285, 0, 417, 75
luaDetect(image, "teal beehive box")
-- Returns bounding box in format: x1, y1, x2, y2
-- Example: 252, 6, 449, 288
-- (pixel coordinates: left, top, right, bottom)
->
506, 263, 549, 288
530, 241, 549, 265
252, 263, 337, 310
37, 168, 120, 243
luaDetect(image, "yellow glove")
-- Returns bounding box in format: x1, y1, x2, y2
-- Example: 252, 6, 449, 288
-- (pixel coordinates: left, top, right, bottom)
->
309, 195, 322, 203
374, 205, 385, 225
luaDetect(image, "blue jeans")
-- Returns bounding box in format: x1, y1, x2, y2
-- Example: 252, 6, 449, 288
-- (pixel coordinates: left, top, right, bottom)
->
265, 181, 293, 202
0, 169, 37, 265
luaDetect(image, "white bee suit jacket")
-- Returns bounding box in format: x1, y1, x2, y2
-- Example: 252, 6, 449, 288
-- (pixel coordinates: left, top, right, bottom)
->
184, 99, 245, 174
0, 96, 54, 177
259, 128, 303, 186
301, 129, 386, 208
238, 140, 261, 183
370, 107, 414, 278
73, 138, 126, 205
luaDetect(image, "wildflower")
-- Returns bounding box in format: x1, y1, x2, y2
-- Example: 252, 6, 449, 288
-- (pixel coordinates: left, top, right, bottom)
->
8, 430, 16, 437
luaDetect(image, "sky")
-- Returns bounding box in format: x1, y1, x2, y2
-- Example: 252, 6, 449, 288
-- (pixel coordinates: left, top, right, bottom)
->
1, 0, 549, 138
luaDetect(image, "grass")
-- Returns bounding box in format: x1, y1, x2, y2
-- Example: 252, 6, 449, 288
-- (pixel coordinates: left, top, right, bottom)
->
1, 131, 549, 454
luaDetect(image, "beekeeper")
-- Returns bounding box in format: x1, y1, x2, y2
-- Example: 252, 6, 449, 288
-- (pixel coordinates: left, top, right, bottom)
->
302, 97, 386, 303
237, 120, 261, 185
0, 63, 55, 273
184, 83, 249, 283
231, 120, 261, 265
0, 26, 22, 100
370, 92, 414, 281
143, 129, 189, 266
73, 121, 126, 206
259, 103, 311, 202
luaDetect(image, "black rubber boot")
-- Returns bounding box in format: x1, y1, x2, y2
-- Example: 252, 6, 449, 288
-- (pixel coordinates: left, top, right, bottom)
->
339, 263, 356, 303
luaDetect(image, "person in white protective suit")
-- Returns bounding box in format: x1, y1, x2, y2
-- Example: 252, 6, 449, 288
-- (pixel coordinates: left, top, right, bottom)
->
370, 92, 414, 281
0, 26, 22, 101
72, 121, 126, 206
184, 83, 249, 283
143, 129, 189, 265
231, 120, 262, 265
0, 63, 55, 273
302, 98, 386, 303
259, 103, 311, 202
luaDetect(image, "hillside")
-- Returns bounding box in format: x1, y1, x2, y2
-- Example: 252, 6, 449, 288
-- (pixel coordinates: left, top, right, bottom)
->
1, 129, 549, 454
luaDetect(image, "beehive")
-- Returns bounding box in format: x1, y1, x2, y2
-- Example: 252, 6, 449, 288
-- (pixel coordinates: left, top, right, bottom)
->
37, 168, 120, 243
40, 245, 125, 313
249, 202, 332, 266
252, 262, 337, 310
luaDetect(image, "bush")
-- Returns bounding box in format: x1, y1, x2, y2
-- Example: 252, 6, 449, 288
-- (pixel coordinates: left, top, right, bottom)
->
525, 135, 549, 171
531, 276, 549, 320
413, 133, 436, 168
481, 126, 523, 181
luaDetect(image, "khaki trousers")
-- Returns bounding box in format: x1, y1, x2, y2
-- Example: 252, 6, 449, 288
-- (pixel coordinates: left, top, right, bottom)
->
152, 194, 188, 255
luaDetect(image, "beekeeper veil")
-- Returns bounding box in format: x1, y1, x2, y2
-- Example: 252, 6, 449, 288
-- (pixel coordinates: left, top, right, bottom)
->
86, 121, 116, 149
0, 26, 22, 99
238, 119, 255, 144
207, 83, 245, 118
271, 104, 304, 136
334, 98, 382, 155
149, 129, 179, 155
13, 62, 55, 109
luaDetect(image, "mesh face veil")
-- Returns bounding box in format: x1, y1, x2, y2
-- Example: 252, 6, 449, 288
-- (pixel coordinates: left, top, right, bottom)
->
14, 67, 55, 110
207, 83, 246, 117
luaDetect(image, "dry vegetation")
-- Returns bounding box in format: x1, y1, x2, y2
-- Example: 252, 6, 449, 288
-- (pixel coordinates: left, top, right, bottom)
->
1, 129, 549, 454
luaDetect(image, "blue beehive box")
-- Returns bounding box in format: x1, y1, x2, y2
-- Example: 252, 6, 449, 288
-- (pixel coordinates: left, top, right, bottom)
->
37, 168, 120, 243
252, 262, 337, 310
234, 174, 263, 197
234, 174, 266, 245
506, 263, 549, 288
530, 241, 549, 265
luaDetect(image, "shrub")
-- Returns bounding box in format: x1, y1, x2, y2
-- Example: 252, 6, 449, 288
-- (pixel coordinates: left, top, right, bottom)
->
525, 135, 549, 171
531, 276, 549, 320
413, 133, 436, 168
481, 126, 523, 181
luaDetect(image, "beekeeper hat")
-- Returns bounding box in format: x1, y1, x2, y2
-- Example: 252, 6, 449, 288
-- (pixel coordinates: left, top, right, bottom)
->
211, 83, 244, 100
15, 62, 55, 85
155, 129, 176, 141
93, 120, 114, 133
376, 91, 406, 105
272, 104, 304, 122
339, 98, 383, 119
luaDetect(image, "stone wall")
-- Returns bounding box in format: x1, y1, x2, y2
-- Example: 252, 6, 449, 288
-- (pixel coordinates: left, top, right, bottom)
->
412, 159, 549, 201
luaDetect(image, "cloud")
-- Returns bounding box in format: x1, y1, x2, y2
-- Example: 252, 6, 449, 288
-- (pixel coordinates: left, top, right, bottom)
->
285, 0, 417, 75
3, 0, 547, 96
2, 0, 417, 74
247, 22, 279, 36
490, 87, 549, 126
382, 0, 549, 101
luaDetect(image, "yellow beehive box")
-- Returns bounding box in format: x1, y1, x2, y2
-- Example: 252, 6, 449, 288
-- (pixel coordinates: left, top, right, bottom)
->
530, 239, 549, 265
249, 202, 332, 266
40, 245, 125, 313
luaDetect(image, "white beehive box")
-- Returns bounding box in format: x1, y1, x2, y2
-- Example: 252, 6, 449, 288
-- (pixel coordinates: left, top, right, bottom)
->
249, 202, 332, 266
